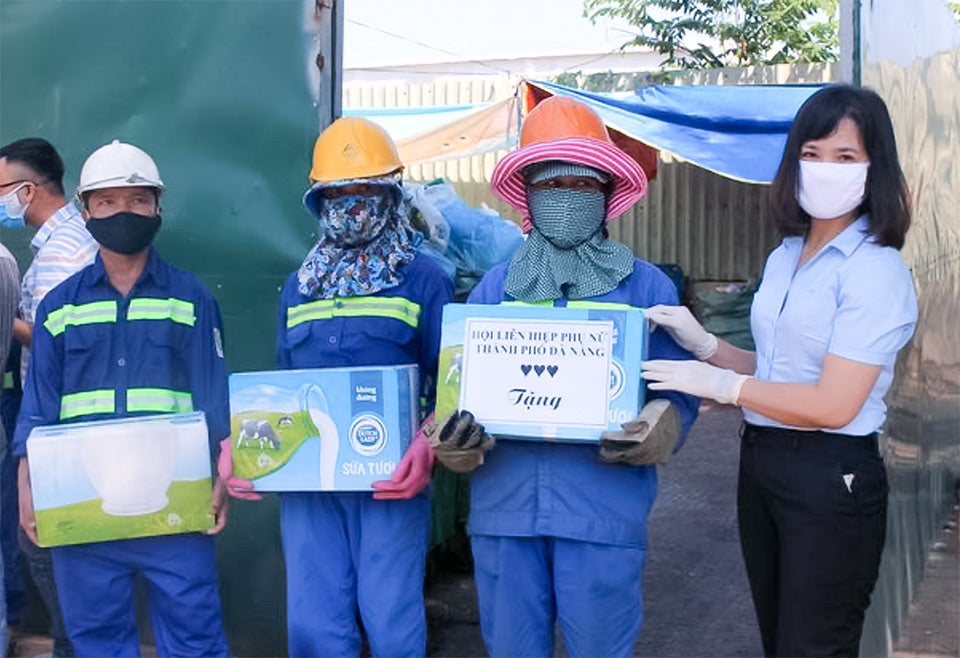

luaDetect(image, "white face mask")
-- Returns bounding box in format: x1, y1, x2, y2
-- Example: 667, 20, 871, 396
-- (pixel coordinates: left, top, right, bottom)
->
796, 160, 869, 220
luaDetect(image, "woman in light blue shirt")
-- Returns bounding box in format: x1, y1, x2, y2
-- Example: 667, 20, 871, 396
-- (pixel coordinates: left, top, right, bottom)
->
641, 85, 917, 657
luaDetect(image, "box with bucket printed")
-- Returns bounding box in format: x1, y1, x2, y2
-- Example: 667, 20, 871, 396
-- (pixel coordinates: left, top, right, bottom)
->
228, 365, 418, 492
436, 304, 648, 442
26, 412, 214, 548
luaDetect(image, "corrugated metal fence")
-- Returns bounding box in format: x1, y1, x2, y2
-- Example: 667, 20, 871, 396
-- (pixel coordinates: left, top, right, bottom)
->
344, 63, 836, 284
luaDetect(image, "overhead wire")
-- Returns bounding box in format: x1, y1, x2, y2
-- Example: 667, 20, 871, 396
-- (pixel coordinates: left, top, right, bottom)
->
346, 18, 515, 75
346, 66, 516, 77
557, 46, 637, 73
347, 18, 646, 80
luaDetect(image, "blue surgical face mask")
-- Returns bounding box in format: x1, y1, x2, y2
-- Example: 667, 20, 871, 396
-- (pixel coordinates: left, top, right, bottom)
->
0, 183, 30, 229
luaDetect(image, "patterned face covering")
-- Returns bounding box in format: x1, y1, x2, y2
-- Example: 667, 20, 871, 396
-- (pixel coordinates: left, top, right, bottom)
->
505, 185, 635, 302
316, 193, 393, 248
528, 187, 605, 248
298, 180, 420, 299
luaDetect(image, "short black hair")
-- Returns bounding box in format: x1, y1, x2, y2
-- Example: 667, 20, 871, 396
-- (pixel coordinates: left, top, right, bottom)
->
769, 85, 911, 250
0, 137, 66, 196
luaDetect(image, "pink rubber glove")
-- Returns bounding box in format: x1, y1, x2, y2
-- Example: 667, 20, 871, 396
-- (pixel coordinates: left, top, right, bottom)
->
217, 438, 262, 501
371, 424, 435, 500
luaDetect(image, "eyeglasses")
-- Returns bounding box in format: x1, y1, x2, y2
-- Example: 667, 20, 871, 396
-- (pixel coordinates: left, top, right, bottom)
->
0, 179, 30, 191
0, 176, 48, 190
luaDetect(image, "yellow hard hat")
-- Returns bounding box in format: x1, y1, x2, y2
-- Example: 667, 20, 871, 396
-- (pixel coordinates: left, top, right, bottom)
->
308, 117, 404, 183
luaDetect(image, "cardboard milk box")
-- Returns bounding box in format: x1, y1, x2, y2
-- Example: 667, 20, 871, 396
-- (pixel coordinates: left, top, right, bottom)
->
26, 412, 214, 548
228, 365, 418, 492
436, 303, 648, 442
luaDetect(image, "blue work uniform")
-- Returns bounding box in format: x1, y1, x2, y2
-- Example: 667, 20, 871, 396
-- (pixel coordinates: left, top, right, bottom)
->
466, 259, 700, 658
1, 344, 23, 625
14, 248, 230, 658
276, 253, 452, 657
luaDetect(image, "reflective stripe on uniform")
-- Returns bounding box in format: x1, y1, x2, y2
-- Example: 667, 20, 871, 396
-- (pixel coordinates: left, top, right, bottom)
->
127, 298, 196, 326
287, 296, 421, 329
44, 301, 118, 337
3, 371, 12, 389
566, 301, 640, 311
59, 389, 115, 420
501, 300, 553, 307
59, 388, 194, 419
127, 388, 194, 414
502, 300, 641, 311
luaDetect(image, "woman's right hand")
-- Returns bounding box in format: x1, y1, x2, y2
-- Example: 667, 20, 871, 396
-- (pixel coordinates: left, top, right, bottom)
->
645, 305, 718, 361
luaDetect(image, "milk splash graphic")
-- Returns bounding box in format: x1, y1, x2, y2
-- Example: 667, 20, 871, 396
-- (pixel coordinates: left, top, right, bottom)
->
298, 384, 339, 489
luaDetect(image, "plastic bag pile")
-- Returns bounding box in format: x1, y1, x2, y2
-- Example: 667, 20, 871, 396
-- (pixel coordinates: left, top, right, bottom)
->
689, 280, 757, 351
407, 181, 524, 298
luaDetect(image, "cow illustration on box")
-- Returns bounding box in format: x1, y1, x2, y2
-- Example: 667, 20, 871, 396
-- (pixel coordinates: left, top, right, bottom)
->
236, 419, 281, 451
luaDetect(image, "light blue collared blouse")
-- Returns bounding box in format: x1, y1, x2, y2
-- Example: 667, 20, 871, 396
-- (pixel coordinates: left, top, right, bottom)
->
744, 215, 917, 435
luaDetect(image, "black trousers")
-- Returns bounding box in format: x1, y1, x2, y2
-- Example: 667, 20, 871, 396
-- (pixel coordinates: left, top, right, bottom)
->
737, 423, 887, 657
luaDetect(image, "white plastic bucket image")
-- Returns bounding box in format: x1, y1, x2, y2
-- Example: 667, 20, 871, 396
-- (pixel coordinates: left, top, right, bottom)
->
82, 422, 180, 516
299, 384, 339, 489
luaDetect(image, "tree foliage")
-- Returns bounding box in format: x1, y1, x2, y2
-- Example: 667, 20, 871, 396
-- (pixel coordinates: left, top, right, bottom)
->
584, 0, 839, 69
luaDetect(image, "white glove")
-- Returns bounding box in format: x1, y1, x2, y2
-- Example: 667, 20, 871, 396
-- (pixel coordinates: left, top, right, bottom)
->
642, 359, 750, 405
645, 305, 718, 360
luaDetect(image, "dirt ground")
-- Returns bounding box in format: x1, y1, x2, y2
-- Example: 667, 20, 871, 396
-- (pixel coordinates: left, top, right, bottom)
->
8, 404, 956, 658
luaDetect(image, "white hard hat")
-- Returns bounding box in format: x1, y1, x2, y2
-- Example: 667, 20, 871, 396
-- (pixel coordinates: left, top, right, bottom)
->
77, 140, 164, 197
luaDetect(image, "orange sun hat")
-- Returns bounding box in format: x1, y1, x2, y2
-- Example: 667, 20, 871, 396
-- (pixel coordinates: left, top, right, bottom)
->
490, 95, 648, 232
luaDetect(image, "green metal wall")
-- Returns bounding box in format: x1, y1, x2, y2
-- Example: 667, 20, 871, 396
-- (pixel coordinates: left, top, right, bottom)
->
1, 1, 330, 653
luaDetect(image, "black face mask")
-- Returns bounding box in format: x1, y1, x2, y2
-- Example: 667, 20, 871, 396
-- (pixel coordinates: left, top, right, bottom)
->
86, 212, 161, 255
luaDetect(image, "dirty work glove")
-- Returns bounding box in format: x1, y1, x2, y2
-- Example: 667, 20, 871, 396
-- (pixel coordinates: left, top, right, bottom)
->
642, 360, 750, 406
372, 427, 435, 500
645, 305, 718, 361
424, 410, 495, 474
217, 438, 262, 501
600, 399, 682, 466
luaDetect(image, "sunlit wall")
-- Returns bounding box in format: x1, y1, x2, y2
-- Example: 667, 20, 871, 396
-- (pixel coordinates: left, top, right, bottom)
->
855, 1, 960, 655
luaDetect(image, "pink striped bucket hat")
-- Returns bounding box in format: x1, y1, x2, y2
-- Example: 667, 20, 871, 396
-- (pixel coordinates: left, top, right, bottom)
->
491, 96, 648, 232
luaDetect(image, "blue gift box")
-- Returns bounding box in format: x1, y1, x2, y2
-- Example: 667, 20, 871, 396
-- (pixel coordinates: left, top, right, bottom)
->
437, 303, 648, 442
228, 365, 418, 491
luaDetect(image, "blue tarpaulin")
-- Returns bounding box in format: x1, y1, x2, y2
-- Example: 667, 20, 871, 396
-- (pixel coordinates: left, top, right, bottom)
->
346, 80, 825, 184
527, 80, 824, 184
